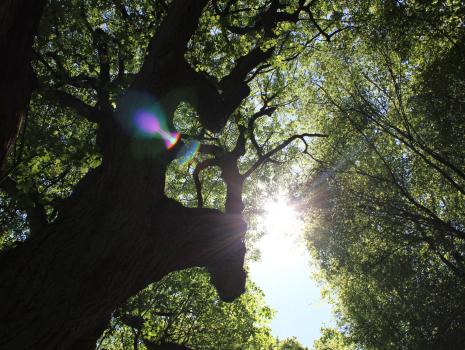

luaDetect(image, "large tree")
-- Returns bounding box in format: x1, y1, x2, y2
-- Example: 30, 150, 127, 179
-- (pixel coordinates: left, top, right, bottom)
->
0, 1, 336, 349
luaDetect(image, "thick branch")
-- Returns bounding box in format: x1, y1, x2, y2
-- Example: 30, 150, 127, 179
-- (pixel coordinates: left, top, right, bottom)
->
92, 28, 111, 85
218, 48, 274, 125
195, 124, 249, 214
132, 0, 321, 134
175, 48, 274, 132
90, 28, 113, 111
134, 0, 209, 87
232, 125, 247, 158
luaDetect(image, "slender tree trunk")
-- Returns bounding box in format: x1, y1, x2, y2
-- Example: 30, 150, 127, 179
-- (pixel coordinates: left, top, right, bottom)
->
0, 0, 46, 170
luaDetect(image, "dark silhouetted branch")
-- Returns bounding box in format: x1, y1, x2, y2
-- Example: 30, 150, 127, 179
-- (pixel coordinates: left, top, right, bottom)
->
247, 107, 277, 155
193, 159, 216, 208
244, 132, 327, 178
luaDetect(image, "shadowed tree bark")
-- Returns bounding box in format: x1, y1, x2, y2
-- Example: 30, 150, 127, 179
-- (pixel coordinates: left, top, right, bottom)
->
0, 0, 46, 170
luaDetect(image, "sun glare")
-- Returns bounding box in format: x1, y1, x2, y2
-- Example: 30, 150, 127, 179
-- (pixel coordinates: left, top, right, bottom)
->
263, 196, 302, 238
256, 194, 305, 259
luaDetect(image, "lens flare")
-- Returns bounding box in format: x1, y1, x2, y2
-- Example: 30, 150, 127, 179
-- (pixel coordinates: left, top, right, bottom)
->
164, 131, 181, 150
135, 111, 161, 134
116, 91, 181, 151
177, 139, 201, 164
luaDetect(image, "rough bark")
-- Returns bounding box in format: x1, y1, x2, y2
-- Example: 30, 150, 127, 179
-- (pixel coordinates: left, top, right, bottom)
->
0, 0, 46, 170
0, 143, 246, 349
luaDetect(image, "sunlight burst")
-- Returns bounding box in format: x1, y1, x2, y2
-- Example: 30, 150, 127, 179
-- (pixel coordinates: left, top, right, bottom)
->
263, 196, 302, 238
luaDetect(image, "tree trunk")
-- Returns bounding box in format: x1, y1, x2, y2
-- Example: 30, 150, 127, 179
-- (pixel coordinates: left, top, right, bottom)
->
0, 124, 246, 349
0, 0, 46, 170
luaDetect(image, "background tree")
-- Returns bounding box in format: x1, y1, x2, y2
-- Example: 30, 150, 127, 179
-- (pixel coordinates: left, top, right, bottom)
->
303, 1, 465, 349
276, 336, 308, 350
313, 328, 355, 350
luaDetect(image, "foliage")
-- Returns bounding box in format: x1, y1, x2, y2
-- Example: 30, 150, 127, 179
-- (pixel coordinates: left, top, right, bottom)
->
313, 328, 355, 350
304, 1, 465, 349
98, 268, 275, 350
276, 336, 308, 350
